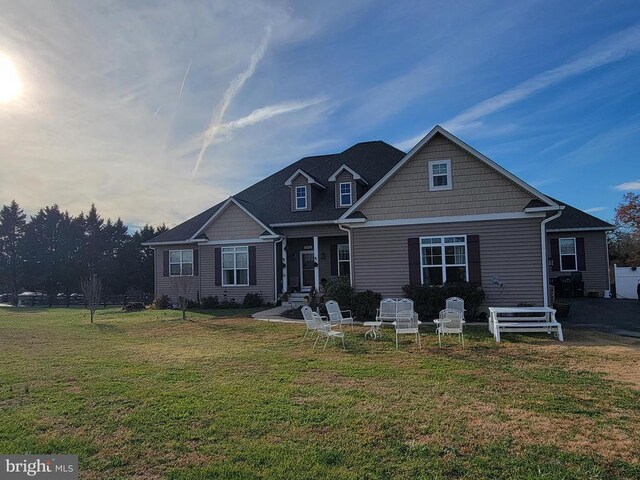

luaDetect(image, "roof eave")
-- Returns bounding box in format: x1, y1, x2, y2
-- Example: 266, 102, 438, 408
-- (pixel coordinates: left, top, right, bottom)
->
142, 239, 208, 247
546, 227, 614, 232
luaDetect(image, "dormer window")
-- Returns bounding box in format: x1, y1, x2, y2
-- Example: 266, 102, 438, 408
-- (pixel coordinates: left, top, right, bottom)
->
339, 182, 352, 207
295, 186, 308, 210
429, 159, 452, 191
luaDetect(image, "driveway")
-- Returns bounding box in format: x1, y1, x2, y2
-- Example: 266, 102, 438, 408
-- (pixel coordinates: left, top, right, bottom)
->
559, 298, 640, 337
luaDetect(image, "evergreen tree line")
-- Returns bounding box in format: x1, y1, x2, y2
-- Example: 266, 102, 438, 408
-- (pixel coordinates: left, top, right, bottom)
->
0, 200, 167, 305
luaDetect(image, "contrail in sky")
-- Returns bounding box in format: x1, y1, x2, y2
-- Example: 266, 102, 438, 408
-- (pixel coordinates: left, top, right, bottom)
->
193, 27, 272, 175
178, 59, 191, 99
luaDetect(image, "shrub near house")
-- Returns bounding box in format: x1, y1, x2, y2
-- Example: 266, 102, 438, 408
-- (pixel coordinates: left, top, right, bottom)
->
403, 282, 486, 321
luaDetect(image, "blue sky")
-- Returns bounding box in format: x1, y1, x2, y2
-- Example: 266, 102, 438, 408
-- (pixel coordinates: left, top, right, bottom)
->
1, 0, 639, 228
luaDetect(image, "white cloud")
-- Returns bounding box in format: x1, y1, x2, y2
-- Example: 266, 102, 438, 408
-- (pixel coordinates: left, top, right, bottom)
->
395, 22, 640, 149
443, 24, 640, 132
0, 1, 347, 227
614, 180, 640, 191
584, 207, 607, 213
193, 26, 273, 175
529, 177, 559, 188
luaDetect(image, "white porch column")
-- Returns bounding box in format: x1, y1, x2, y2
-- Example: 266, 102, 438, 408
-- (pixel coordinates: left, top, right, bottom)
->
281, 238, 288, 293
313, 236, 320, 290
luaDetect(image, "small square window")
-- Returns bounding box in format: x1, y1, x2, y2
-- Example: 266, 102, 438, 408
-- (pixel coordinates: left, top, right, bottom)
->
169, 249, 194, 276
429, 160, 452, 191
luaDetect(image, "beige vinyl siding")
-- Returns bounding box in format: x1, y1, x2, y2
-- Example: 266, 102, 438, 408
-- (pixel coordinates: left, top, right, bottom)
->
547, 231, 610, 294
351, 217, 544, 307
334, 171, 356, 208
291, 174, 312, 212
154, 240, 276, 304
204, 203, 265, 240
200, 241, 275, 303
278, 224, 344, 238
154, 244, 201, 302
360, 133, 535, 220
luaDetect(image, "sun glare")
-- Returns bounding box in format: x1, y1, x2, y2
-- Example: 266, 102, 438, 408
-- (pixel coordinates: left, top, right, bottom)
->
0, 54, 22, 103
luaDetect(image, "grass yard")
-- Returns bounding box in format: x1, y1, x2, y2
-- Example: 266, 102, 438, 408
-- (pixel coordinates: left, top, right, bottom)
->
1, 308, 639, 479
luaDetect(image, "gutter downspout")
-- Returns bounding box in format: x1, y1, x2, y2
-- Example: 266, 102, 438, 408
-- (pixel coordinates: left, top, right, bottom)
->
273, 236, 282, 304
540, 208, 564, 307
338, 224, 354, 286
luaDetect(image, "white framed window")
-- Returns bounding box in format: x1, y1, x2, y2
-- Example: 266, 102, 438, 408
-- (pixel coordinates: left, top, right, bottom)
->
339, 182, 352, 207
222, 246, 249, 286
428, 159, 452, 191
169, 249, 194, 276
337, 244, 350, 277
420, 236, 467, 285
559, 238, 577, 271
295, 186, 308, 210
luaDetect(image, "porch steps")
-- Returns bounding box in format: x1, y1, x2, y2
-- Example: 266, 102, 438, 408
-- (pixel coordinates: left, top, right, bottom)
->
287, 292, 310, 309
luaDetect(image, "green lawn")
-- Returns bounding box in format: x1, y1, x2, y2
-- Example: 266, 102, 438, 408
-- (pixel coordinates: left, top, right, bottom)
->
1, 308, 639, 479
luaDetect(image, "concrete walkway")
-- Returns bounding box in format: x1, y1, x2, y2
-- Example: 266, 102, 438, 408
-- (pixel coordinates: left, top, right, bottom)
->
251, 306, 303, 323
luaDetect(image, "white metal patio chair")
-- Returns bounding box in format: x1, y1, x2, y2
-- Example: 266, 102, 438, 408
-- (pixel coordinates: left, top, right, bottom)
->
301, 305, 325, 339
396, 298, 414, 316
434, 308, 465, 348
445, 296, 465, 321
302, 306, 345, 351
325, 300, 354, 330
314, 321, 346, 351
392, 310, 421, 349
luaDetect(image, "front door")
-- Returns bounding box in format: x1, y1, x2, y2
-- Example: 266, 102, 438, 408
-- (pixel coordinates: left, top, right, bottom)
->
300, 251, 315, 291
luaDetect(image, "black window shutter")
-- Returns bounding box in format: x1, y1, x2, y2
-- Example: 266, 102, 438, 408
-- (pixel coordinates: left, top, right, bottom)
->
330, 244, 338, 276
193, 249, 199, 276
249, 246, 257, 285
163, 250, 169, 277
576, 237, 586, 271
214, 248, 222, 286
408, 238, 421, 284
467, 235, 482, 286
550, 238, 560, 272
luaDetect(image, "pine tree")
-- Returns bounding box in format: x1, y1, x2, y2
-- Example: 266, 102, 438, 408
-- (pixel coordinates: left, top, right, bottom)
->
22, 206, 77, 305
0, 200, 26, 305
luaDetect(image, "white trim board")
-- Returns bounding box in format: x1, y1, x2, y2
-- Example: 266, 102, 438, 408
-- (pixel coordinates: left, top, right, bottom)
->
189, 197, 277, 240
200, 238, 273, 246
271, 220, 338, 227
328, 164, 368, 184
284, 169, 326, 189
547, 227, 613, 232
142, 239, 206, 246
340, 125, 559, 220
348, 212, 546, 228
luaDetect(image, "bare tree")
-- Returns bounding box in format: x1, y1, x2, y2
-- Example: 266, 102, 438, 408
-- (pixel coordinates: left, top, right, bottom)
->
80, 273, 103, 323
169, 276, 198, 320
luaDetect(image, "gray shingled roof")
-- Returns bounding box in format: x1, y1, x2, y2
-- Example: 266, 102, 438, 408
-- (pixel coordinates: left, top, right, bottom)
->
547, 200, 614, 231
234, 141, 405, 225
147, 201, 224, 243
147, 141, 613, 244
147, 141, 405, 243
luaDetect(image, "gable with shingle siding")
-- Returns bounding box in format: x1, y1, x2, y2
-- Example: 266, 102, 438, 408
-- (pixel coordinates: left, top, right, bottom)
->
359, 133, 536, 221
204, 202, 265, 241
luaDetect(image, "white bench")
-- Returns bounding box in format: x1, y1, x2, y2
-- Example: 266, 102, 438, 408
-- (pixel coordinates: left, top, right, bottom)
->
488, 307, 563, 343
363, 298, 418, 339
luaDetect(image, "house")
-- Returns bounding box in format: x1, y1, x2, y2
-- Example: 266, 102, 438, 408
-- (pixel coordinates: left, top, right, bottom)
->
145, 126, 613, 309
